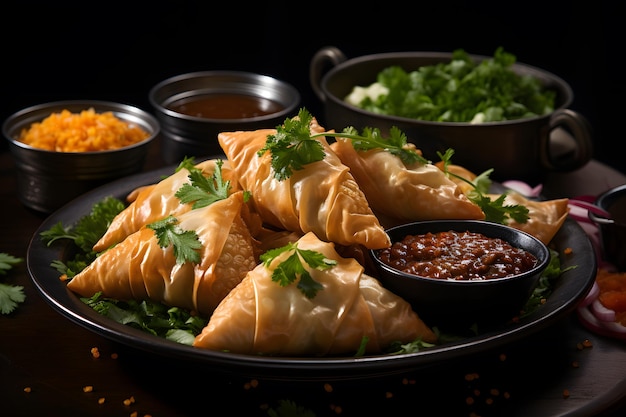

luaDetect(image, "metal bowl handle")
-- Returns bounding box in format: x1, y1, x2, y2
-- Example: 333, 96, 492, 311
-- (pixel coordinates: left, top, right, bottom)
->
309, 46, 347, 103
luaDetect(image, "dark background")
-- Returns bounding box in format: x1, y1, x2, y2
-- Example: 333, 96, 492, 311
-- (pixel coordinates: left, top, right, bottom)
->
2, 1, 623, 175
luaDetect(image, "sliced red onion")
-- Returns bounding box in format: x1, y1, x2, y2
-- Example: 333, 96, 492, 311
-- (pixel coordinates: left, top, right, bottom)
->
590, 298, 616, 322
577, 306, 626, 340
568, 199, 612, 219
502, 180, 543, 198
579, 281, 600, 307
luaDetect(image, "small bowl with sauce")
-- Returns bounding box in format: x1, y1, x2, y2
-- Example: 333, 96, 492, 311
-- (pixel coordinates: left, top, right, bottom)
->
149, 71, 300, 163
370, 220, 551, 331
588, 184, 626, 271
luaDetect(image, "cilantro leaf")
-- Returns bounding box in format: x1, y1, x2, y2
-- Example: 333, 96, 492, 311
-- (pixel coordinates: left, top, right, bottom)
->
350, 47, 555, 123
333, 125, 429, 165
175, 159, 230, 209
260, 242, 336, 299
0, 283, 25, 314
81, 292, 208, 343
259, 107, 428, 180
40, 196, 125, 253
437, 149, 529, 224
0, 253, 25, 314
147, 215, 202, 265
0, 253, 23, 275
258, 108, 327, 181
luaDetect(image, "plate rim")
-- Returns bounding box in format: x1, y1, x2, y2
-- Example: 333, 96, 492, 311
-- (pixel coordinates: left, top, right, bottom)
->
26, 161, 597, 381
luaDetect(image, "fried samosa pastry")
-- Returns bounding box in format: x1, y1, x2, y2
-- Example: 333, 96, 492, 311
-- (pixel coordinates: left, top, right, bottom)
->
193, 232, 436, 356
67, 191, 258, 316
218, 124, 390, 249
93, 159, 241, 252
330, 138, 484, 227
488, 191, 569, 245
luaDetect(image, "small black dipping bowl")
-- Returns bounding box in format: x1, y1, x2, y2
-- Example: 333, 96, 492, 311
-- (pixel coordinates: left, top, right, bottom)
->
370, 220, 551, 331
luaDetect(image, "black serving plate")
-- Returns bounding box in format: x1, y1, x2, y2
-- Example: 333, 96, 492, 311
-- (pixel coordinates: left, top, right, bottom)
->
26, 163, 596, 381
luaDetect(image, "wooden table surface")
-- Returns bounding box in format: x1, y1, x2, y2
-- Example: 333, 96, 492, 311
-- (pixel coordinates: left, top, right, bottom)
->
1, 137, 626, 417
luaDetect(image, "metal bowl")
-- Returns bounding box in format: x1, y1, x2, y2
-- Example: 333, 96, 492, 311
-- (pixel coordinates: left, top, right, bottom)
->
370, 220, 551, 331
588, 184, 626, 271
149, 71, 300, 164
310, 47, 593, 183
3, 100, 159, 213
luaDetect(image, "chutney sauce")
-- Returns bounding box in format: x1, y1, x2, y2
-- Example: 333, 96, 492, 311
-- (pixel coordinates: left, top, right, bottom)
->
168, 94, 284, 119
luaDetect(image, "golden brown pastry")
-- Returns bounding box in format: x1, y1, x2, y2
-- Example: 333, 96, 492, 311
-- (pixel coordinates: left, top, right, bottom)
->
488, 191, 569, 245
217, 123, 391, 249
330, 137, 484, 227
93, 159, 241, 252
193, 231, 436, 356
67, 190, 258, 316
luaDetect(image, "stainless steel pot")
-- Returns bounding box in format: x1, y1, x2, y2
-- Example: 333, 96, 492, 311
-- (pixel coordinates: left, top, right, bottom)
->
310, 46, 593, 183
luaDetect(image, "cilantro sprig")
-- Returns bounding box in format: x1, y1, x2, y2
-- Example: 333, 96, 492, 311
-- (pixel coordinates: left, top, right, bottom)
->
146, 215, 202, 265
259, 242, 337, 299
259, 108, 428, 181
82, 291, 208, 344
437, 148, 529, 224
175, 159, 231, 209
0, 253, 25, 314
40, 196, 126, 277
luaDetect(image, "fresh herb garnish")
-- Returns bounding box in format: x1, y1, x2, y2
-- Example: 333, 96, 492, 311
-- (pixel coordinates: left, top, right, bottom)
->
259, 242, 336, 299
437, 148, 530, 223
81, 292, 208, 344
347, 47, 555, 123
175, 159, 231, 209
40, 196, 126, 277
258, 108, 328, 181
261, 108, 528, 224
0, 253, 25, 314
259, 108, 428, 181
146, 215, 202, 265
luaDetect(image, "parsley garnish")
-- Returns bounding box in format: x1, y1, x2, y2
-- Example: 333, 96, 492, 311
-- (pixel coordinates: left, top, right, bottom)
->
146, 215, 202, 265
258, 108, 328, 181
260, 108, 528, 224
437, 148, 529, 223
259, 242, 336, 299
81, 292, 208, 344
258, 108, 429, 181
175, 159, 231, 209
0, 253, 25, 314
40, 196, 126, 277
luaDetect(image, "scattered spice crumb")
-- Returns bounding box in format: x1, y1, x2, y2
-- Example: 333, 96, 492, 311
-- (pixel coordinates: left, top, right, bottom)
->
503, 392, 511, 400
582, 339, 593, 348
563, 389, 570, 398
490, 388, 500, 396
466, 397, 475, 405
130, 412, 138, 417
243, 379, 259, 390
385, 391, 393, 399
564, 247, 573, 255
90, 347, 100, 359
465, 372, 480, 381
83, 385, 94, 393
23, 387, 31, 393
572, 360, 580, 368
323, 383, 333, 393
485, 397, 494, 405
98, 397, 106, 404
111, 352, 119, 359
123, 396, 136, 406
499, 353, 507, 361
330, 404, 343, 414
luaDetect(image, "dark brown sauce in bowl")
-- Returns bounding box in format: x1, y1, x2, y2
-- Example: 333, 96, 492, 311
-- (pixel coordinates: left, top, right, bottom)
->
377, 230, 538, 281
167, 94, 285, 120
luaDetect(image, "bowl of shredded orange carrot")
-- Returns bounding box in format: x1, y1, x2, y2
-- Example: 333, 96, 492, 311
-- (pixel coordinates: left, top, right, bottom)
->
3, 100, 160, 213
